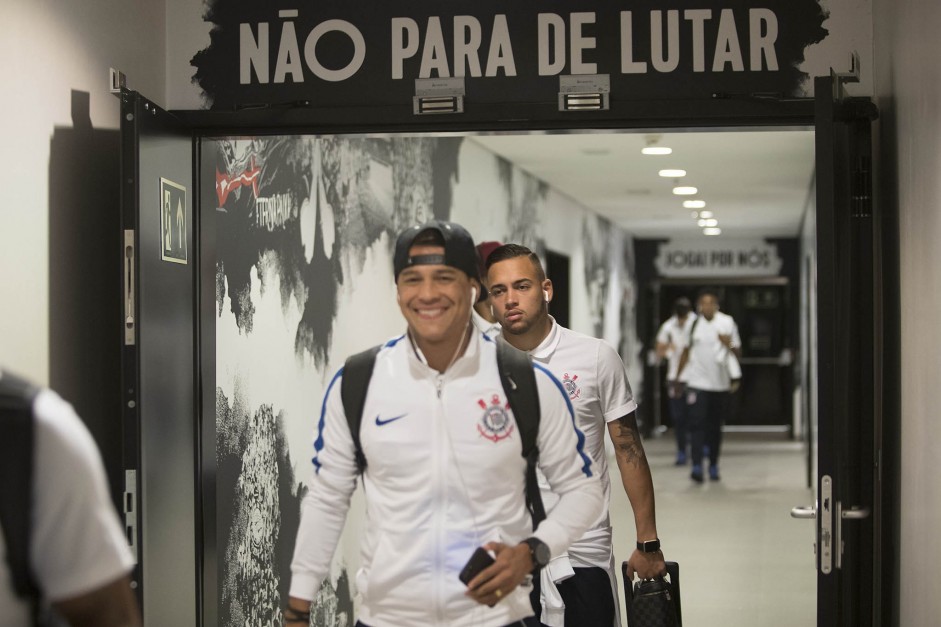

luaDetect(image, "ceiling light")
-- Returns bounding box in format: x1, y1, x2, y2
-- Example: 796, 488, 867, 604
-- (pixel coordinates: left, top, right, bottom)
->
683, 200, 706, 209
673, 186, 698, 195
690, 211, 699, 219
698, 210, 714, 219
697, 218, 718, 227
642, 134, 672, 156
703, 227, 722, 236
659, 169, 687, 177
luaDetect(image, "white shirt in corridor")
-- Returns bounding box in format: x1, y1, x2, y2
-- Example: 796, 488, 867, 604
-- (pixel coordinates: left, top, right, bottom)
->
683, 311, 742, 392
656, 313, 697, 380
525, 318, 638, 570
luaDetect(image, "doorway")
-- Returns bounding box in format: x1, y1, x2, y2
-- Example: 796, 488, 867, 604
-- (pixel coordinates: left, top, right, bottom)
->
197, 128, 818, 627
119, 83, 887, 626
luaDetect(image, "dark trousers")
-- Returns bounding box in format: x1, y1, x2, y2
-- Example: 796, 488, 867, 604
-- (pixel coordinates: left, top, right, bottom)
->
530, 566, 615, 627
668, 393, 689, 454
687, 388, 730, 467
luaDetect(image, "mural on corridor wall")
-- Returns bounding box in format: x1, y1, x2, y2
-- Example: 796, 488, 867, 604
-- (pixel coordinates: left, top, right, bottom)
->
207, 134, 639, 626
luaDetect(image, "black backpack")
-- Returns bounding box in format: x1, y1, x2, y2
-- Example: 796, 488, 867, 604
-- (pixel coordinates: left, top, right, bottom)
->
340, 339, 547, 529
0, 370, 42, 623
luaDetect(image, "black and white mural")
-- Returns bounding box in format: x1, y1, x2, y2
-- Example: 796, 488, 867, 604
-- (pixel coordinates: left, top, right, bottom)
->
207, 134, 638, 625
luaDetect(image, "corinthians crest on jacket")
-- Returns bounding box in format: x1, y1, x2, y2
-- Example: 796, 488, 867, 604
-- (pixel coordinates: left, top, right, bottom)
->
477, 394, 514, 442
562, 373, 581, 400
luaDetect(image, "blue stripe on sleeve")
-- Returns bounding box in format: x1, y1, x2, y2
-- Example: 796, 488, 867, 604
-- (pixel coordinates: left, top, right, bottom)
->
312, 367, 345, 473
533, 363, 593, 478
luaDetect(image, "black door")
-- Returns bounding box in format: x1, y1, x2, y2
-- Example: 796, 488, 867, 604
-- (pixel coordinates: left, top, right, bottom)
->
119, 90, 198, 625
813, 74, 880, 626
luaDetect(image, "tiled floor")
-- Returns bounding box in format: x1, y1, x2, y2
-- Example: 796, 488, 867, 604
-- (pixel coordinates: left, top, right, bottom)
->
609, 431, 817, 627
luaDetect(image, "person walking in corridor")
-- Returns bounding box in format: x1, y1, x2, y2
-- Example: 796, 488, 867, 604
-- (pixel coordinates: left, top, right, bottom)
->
656, 296, 697, 466
676, 289, 742, 483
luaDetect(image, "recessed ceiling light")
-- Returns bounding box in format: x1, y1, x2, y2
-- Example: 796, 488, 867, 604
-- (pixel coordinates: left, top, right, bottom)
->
697, 218, 719, 227
642, 146, 672, 155
683, 200, 706, 209
703, 227, 722, 236
673, 186, 698, 195
690, 211, 699, 219
699, 210, 714, 219
659, 169, 687, 178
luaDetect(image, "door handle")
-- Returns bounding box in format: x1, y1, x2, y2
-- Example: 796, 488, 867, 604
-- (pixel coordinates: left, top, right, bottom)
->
842, 505, 870, 520
834, 504, 871, 570
790, 505, 816, 519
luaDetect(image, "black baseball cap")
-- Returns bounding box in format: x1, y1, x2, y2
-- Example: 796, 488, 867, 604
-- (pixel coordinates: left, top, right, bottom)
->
393, 220, 479, 282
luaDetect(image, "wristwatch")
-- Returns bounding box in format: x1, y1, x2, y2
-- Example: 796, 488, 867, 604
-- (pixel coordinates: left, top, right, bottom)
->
522, 537, 551, 572
636, 538, 661, 553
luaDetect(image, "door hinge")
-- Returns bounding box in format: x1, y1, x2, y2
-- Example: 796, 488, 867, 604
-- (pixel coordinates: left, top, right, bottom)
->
124, 470, 139, 564
852, 155, 873, 219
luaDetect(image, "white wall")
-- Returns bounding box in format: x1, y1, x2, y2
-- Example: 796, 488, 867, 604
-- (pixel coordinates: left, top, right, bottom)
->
0, 1, 166, 385
872, 0, 941, 624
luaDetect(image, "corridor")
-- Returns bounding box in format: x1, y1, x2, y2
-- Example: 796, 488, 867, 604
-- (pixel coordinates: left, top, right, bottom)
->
610, 431, 817, 626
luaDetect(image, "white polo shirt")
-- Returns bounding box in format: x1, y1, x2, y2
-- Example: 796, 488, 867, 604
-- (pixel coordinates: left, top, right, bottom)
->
0, 389, 134, 625
656, 313, 697, 380
471, 308, 502, 341
682, 311, 741, 392
524, 319, 637, 570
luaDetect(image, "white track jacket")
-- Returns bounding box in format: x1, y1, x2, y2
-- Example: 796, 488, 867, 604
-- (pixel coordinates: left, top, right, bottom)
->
290, 331, 604, 627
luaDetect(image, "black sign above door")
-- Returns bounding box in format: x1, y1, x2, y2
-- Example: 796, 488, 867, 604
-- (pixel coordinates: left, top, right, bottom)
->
191, 0, 829, 111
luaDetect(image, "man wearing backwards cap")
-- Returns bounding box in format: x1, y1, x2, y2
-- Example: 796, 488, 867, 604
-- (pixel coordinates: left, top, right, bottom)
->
287, 220, 603, 627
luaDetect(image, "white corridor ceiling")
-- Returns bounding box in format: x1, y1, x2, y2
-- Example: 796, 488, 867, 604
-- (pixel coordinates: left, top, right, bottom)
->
472, 129, 815, 239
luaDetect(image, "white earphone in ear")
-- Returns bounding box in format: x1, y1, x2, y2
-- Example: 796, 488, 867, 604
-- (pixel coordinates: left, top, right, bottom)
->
543, 290, 550, 303
470, 287, 477, 303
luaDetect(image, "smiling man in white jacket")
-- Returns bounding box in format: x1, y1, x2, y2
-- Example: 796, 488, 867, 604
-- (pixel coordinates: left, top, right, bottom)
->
287, 220, 603, 627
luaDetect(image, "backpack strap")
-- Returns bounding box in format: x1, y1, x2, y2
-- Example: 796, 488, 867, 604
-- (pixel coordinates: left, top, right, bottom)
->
340, 345, 382, 474
0, 370, 41, 616
338, 340, 548, 530
687, 316, 700, 347
495, 339, 546, 530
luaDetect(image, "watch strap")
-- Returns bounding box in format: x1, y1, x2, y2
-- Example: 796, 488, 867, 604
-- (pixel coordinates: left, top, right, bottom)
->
523, 537, 550, 572
636, 538, 661, 553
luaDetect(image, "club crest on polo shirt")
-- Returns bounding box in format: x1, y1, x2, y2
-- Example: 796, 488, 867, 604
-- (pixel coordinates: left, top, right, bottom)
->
562, 373, 581, 400
477, 394, 514, 442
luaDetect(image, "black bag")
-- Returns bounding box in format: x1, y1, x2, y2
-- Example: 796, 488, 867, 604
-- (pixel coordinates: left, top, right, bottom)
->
622, 560, 682, 627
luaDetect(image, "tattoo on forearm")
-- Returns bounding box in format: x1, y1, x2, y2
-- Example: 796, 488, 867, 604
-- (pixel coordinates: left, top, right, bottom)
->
614, 414, 646, 467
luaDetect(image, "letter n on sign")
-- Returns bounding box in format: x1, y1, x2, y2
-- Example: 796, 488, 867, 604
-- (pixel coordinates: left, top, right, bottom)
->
160, 178, 188, 264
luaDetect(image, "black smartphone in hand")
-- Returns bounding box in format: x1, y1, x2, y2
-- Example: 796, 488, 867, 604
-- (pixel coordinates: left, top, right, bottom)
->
459, 547, 495, 585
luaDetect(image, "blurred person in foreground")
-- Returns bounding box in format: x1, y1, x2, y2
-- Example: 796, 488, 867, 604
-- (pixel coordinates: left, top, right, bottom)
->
0, 369, 140, 627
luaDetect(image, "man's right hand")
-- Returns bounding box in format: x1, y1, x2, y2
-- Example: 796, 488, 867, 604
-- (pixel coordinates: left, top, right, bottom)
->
284, 597, 312, 625
666, 380, 685, 399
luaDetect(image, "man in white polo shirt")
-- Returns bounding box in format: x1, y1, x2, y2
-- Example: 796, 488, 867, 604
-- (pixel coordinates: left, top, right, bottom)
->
655, 297, 697, 465
486, 244, 665, 627
676, 289, 742, 483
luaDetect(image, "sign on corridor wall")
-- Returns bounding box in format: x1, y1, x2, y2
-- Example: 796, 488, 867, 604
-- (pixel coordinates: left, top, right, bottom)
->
190, 0, 831, 110
654, 239, 783, 277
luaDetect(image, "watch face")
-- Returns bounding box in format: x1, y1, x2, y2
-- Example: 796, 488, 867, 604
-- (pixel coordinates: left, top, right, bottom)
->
534, 542, 550, 566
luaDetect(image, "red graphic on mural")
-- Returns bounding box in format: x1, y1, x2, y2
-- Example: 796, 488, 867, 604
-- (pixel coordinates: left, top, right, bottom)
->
216, 157, 261, 206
